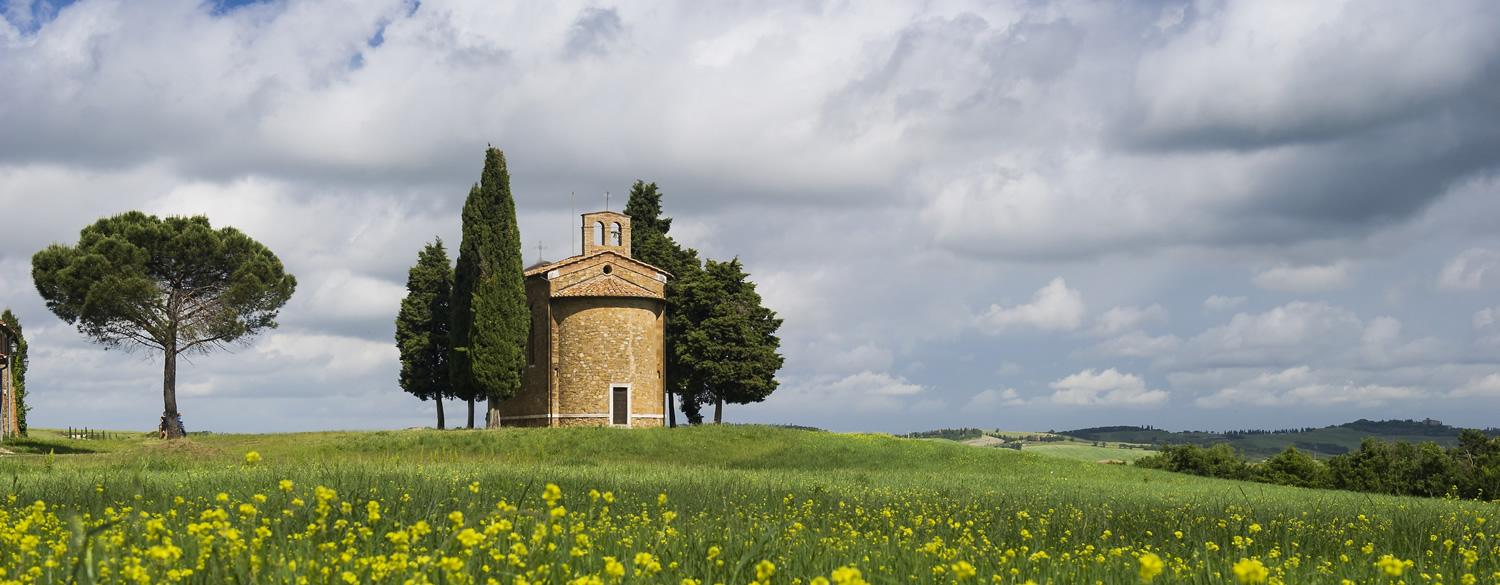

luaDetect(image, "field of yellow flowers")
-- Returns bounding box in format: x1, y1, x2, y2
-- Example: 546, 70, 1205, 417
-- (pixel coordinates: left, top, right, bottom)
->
0, 425, 1496, 584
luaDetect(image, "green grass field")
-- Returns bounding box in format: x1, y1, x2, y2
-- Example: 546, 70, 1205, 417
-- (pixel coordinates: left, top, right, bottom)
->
0, 426, 1494, 584
946, 429, 1157, 463
1018, 443, 1156, 463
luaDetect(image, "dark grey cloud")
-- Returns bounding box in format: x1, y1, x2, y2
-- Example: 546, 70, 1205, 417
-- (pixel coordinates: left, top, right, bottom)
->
563, 6, 623, 59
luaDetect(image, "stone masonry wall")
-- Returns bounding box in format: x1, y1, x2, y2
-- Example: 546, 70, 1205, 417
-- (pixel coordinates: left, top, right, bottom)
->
553, 297, 665, 427
492, 277, 554, 424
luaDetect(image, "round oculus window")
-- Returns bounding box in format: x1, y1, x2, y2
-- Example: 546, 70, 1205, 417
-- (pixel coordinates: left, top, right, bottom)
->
602, 264, 613, 274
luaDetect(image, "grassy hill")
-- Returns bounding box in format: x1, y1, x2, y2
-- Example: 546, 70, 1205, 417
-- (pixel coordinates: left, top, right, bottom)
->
1058, 418, 1496, 459
1019, 443, 1158, 463
1, 425, 1495, 583
907, 427, 1160, 462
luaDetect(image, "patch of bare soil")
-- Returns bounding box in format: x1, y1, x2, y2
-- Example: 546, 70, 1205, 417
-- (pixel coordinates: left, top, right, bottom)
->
0, 446, 13, 456
962, 435, 1005, 448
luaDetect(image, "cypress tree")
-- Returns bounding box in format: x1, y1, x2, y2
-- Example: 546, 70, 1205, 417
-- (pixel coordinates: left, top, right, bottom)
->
395, 239, 453, 429
1, 309, 27, 436
451, 147, 529, 429
676, 258, 784, 424
624, 180, 702, 427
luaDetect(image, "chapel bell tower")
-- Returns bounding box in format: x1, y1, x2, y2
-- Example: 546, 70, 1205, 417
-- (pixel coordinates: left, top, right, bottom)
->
581, 211, 632, 257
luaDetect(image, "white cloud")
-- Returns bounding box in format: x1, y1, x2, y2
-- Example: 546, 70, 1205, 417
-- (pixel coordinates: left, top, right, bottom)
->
304, 269, 407, 322
1195, 366, 1425, 408
1133, 2, 1500, 145
823, 343, 895, 373
1252, 261, 1353, 292
980, 278, 1085, 333
1453, 374, 1500, 397
1362, 316, 1403, 347
1355, 316, 1441, 366
1091, 304, 1167, 336
252, 331, 398, 380
966, 388, 1026, 409
825, 371, 924, 396
1439, 248, 1500, 290
1476, 307, 1498, 329
770, 371, 933, 417
1203, 295, 1247, 311
1049, 368, 1167, 406
1185, 301, 1362, 366
1476, 308, 1500, 349
1094, 332, 1182, 358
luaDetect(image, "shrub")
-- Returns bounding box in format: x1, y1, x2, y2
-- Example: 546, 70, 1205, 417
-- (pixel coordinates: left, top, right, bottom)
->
1141, 432, 1500, 501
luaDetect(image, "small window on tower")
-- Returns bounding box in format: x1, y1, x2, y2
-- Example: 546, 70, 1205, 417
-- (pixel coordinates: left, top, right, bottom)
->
610, 222, 622, 246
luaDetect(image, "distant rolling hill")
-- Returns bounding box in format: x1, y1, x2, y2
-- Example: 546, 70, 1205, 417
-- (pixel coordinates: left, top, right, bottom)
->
1058, 418, 1500, 459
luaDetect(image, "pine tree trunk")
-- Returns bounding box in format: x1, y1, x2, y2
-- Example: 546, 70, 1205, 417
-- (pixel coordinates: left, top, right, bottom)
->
161, 348, 185, 439
467, 398, 475, 429
436, 398, 446, 430
713, 396, 723, 424
667, 390, 677, 428
486, 395, 502, 429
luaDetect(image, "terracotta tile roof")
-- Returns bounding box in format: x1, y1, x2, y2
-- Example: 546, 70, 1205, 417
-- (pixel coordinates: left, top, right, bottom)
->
555, 275, 662, 299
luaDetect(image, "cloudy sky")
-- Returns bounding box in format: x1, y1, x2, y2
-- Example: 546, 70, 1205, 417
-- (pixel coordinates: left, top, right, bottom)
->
3, 0, 1499, 434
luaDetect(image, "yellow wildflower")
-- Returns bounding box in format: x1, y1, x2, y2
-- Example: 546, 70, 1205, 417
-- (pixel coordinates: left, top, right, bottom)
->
756, 560, 777, 582
1138, 553, 1164, 582
1375, 555, 1409, 577
1232, 558, 1268, 584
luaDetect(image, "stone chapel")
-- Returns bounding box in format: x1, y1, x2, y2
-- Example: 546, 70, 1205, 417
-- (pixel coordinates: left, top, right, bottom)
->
487, 211, 670, 427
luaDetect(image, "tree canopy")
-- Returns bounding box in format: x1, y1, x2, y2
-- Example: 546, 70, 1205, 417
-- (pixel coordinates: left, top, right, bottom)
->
396, 238, 453, 429
624, 180, 703, 426
451, 147, 529, 428
676, 258, 784, 424
32, 212, 296, 437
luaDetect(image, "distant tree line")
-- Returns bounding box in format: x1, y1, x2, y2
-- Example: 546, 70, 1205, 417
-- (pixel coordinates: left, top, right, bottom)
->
1223, 428, 1325, 436
1066, 419, 1500, 446
903, 428, 984, 441
1063, 425, 1157, 436
1007, 434, 1067, 443
1136, 430, 1500, 500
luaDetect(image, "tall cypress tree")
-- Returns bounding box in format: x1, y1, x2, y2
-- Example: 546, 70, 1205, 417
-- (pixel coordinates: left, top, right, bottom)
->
1, 309, 27, 436
676, 258, 784, 424
451, 147, 529, 429
395, 239, 453, 429
624, 180, 702, 426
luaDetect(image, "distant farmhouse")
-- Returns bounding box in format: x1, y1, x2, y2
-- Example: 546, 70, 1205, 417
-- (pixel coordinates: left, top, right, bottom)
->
490, 211, 670, 427
0, 321, 16, 438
